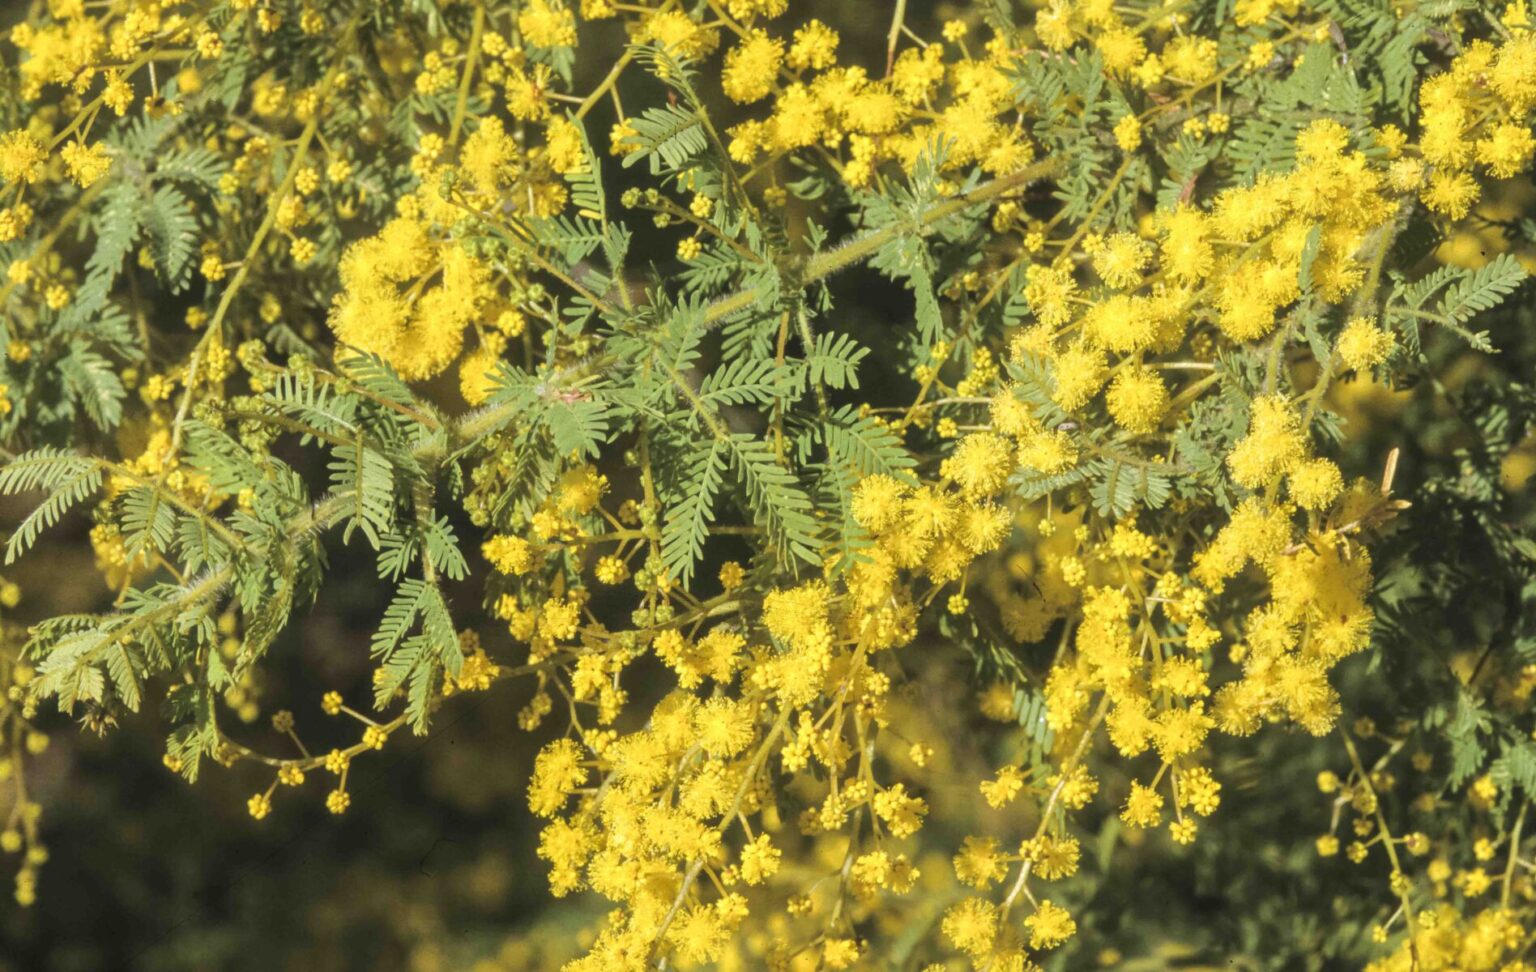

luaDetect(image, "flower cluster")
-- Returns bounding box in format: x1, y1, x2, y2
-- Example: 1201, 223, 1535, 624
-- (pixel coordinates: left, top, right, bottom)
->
0, 0, 1534, 967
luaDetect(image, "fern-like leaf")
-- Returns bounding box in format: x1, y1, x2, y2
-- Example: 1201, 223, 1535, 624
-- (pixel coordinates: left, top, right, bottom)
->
4, 460, 103, 563
661, 439, 726, 585
724, 434, 819, 568
143, 184, 199, 293
329, 439, 396, 547
59, 342, 127, 431
622, 103, 708, 173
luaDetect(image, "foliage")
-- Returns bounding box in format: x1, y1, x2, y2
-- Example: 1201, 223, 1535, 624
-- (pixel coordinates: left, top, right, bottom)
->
0, 0, 1535, 969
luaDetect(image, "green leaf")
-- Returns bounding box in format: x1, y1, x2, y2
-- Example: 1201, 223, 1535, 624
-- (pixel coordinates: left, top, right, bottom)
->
266, 371, 360, 437
1298, 223, 1323, 294
372, 579, 429, 661
530, 213, 606, 266
369, 576, 460, 731
33, 630, 107, 712
88, 181, 144, 283
143, 184, 199, 293
241, 567, 295, 661
1432, 253, 1527, 350
802, 331, 869, 391
1389, 254, 1528, 353
697, 357, 787, 409
817, 406, 917, 480
3, 458, 103, 563
103, 642, 143, 712
154, 144, 228, 190
329, 439, 396, 547
724, 433, 819, 569
421, 514, 468, 582
341, 351, 427, 415
555, 115, 617, 268
546, 394, 610, 458
0, 448, 97, 495
661, 439, 726, 586
119, 486, 178, 560
622, 103, 708, 173
1491, 739, 1536, 796
59, 343, 126, 431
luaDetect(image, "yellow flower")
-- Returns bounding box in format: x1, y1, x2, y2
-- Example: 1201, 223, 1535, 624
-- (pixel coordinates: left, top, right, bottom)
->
518, 0, 576, 48
1227, 396, 1305, 489
1025, 899, 1077, 949
1288, 458, 1343, 510
695, 697, 755, 756
953, 835, 1008, 888
941, 433, 1013, 498
668, 904, 729, 966
1025, 833, 1081, 879
60, 140, 110, 187
1114, 114, 1142, 152
0, 130, 46, 185
1337, 316, 1394, 372
1092, 232, 1150, 288
1421, 170, 1480, 220
872, 783, 927, 838
247, 793, 272, 820
739, 833, 780, 884
1122, 780, 1164, 828
483, 534, 534, 574
722, 30, 783, 104
1023, 263, 1077, 328
788, 20, 838, 71
528, 738, 587, 817
941, 897, 998, 957
1106, 367, 1169, 435
1049, 345, 1106, 413
544, 116, 586, 174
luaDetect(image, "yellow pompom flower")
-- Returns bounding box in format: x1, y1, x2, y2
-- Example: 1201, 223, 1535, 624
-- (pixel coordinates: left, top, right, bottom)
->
1337, 316, 1394, 372
1049, 345, 1107, 412
1026, 899, 1077, 949
941, 433, 1013, 499
544, 116, 586, 175
1289, 458, 1344, 510
0, 130, 45, 185
1111, 115, 1141, 154
1122, 781, 1165, 827
1227, 396, 1305, 489
721, 30, 783, 104
941, 897, 998, 957
1106, 367, 1169, 434
483, 535, 534, 574
518, 0, 576, 48
60, 140, 110, 187
1092, 232, 1150, 288
788, 20, 838, 70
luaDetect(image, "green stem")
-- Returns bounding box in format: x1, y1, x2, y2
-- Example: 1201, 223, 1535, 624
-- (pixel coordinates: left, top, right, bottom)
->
452, 157, 1060, 447
448, 3, 486, 147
